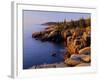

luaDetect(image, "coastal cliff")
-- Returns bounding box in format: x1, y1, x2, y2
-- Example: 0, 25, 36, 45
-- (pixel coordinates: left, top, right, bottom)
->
32, 18, 91, 67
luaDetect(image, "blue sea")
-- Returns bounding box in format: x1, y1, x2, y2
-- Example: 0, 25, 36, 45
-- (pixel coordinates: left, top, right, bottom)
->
23, 24, 64, 69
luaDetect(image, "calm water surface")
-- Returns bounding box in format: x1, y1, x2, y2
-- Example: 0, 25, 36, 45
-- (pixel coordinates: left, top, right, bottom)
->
23, 24, 64, 69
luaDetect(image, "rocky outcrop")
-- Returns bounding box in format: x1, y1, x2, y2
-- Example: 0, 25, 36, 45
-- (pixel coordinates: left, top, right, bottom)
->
32, 32, 42, 38
32, 22, 91, 67
63, 28, 91, 67
64, 54, 90, 66
32, 29, 63, 43
64, 47, 91, 66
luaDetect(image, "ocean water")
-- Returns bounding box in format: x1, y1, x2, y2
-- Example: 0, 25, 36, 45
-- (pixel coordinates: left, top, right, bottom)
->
23, 24, 64, 69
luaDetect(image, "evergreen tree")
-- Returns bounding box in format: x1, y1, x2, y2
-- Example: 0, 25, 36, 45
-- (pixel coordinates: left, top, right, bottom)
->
79, 18, 87, 28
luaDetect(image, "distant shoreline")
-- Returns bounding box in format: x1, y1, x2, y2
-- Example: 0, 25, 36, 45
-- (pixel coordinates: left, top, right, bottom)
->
41, 22, 58, 25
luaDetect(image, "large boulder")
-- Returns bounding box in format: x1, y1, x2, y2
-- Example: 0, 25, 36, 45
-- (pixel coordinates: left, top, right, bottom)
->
79, 47, 90, 55
71, 54, 91, 63
64, 58, 82, 66
80, 54, 91, 62
64, 54, 82, 66
64, 54, 91, 66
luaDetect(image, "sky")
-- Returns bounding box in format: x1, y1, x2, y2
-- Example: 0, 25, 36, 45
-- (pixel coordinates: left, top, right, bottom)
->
23, 10, 90, 27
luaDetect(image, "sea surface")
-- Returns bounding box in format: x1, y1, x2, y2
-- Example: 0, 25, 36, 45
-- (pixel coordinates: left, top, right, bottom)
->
23, 24, 64, 69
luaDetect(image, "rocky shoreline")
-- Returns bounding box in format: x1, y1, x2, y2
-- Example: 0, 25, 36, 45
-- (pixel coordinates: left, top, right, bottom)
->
32, 18, 91, 67
32, 25, 63, 43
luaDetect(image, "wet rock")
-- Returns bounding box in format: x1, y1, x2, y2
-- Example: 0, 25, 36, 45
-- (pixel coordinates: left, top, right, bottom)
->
51, 52, 57, 57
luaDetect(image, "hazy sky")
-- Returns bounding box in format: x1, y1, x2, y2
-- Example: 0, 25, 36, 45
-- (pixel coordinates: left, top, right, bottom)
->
23, 10, 90, 27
